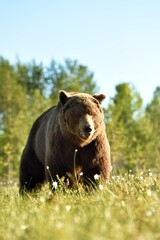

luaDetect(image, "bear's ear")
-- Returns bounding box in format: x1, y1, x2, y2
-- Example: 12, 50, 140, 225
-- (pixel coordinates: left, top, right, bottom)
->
59, 90, 70, 105
93, 94, 106, 103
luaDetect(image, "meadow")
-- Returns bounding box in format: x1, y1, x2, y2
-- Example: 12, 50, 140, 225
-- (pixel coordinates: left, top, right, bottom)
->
0, 170, 160, 240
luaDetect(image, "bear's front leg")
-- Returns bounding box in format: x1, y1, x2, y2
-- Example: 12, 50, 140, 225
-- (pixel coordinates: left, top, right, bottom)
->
19, 147, 46, 194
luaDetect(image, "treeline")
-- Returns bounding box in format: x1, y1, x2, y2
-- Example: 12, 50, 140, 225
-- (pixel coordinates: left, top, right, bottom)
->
0, 56, 159, 180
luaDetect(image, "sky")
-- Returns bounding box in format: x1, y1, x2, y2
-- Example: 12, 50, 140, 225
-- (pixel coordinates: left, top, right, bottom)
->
0, 0, 160, 106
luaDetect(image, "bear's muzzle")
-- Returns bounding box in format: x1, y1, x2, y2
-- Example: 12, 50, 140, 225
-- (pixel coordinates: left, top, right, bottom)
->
80, 117, 94, 139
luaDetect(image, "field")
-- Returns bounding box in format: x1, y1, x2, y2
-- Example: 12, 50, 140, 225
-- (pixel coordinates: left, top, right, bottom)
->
0, 170, 160, 240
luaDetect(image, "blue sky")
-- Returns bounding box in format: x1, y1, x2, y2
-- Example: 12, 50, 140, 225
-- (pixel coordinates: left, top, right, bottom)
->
0, 0, 160, 106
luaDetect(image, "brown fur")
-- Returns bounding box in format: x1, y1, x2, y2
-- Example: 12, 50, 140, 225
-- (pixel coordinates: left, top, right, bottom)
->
19, 90, 111, 192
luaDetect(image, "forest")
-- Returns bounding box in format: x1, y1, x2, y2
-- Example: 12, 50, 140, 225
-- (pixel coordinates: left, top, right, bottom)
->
0, 56, 160, 181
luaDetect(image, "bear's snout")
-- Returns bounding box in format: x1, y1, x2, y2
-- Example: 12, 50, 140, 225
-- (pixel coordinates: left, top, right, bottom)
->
83, 125, 92, 133
79, 115, 94, 139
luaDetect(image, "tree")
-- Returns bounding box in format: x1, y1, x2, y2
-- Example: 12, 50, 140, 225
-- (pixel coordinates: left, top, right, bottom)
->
145, 87, 160, 168
16, 60, 44, 97
0, 57, 49, 180
45, 59, 98, 103
0, 57, 28, 180
105, 83, 145, 171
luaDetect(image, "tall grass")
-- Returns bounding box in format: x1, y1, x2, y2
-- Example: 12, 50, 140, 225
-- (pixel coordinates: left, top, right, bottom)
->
0, 170, 160, 240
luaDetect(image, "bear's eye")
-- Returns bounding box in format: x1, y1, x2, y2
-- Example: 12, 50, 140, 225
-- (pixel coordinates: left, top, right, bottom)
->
88, 111, 94, 116
90, 111, 93, 115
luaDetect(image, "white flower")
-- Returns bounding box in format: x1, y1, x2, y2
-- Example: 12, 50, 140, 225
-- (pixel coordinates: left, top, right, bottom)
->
46, 166, 49, 170
79, 172, 83, 176
146, 210, 153, 217
52, 181, 58, 189
39, 197, 45, 203
21, 225, 28, 230
99, 184, 103, 190
66, 205, 71, 211
121, 201, 125, 207
94, 174, 100, 180
147, 189, 152, 196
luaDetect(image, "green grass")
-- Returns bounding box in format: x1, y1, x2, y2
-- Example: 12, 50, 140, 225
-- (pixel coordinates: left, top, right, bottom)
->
0, 170, 160, 240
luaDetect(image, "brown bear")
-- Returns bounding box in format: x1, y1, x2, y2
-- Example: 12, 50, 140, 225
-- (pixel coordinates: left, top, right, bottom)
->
19, 90, 111, 192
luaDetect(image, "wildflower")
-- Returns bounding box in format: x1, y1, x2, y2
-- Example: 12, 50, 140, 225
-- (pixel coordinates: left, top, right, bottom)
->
146, 210, 153, 217
99, 184, 103, 190
147, 189, 152, 196
21, 225, 28, 230
139, 176, 143, 180
52, 181, 58, 189
46, 166, 54, 182
94, 174, 100, 180
79, 172, 83, 176
66, 205, 71, 211
39, 197, 45, 203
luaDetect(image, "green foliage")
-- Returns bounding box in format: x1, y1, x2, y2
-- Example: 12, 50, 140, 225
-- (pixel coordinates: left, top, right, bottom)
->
145, 87, 160, 168
106, 83, 139, 170
105, 83, 158, 172
0, 171, 160, 240
0, 57, 29, 180
16, 61, 44, 96
45, 59, 98, 104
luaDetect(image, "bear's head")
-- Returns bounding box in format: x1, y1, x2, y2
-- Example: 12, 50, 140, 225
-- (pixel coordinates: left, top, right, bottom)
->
59, 90, 106, 147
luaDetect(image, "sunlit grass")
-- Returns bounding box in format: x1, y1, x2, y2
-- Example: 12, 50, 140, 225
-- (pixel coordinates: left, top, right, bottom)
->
0, 170, 160, 240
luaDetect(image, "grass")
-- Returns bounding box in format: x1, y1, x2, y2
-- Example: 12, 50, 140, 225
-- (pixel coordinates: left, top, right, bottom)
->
0, 170, 160, 240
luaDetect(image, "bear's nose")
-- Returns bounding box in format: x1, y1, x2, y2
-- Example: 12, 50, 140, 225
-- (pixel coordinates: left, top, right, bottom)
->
83, 125, 92, 133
